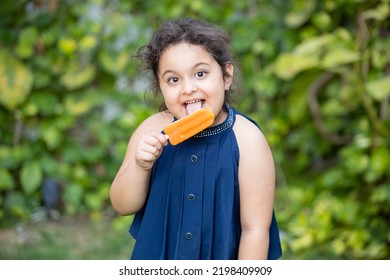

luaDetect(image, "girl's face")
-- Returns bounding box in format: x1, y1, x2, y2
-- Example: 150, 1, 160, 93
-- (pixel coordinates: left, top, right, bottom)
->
158, 42, 233, 126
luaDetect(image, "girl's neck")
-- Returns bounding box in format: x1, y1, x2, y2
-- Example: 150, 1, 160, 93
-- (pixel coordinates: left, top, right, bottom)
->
212, 104, 228, 127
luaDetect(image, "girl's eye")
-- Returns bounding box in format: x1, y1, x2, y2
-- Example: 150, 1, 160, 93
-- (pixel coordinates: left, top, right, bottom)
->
168, 77, 179, 84
195, 71, 207, 78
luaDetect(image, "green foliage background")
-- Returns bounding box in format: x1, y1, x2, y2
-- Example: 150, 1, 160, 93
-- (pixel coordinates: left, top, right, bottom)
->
0, 0, 389, 259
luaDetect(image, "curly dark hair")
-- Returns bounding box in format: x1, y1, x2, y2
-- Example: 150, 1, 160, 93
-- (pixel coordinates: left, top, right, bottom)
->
136, 18, 241, 111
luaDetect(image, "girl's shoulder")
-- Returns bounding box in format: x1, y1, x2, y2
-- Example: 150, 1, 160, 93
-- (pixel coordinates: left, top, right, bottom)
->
233, 113, 263, 139
233, 113, 270, 153
143, 110, 173, 128
133, 110, 173, 136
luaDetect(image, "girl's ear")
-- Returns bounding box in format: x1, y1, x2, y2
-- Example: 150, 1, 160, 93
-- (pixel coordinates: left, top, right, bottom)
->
224, 63, 234, 89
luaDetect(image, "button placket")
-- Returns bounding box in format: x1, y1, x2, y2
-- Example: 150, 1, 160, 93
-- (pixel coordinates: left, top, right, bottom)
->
177, 147, 204, 257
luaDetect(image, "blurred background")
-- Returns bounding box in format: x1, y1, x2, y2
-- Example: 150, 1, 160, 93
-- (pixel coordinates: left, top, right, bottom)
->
0, 0, 389, 260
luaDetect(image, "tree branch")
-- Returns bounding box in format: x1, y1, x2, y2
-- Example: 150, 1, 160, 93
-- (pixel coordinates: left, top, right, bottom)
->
308, 72, 352, 145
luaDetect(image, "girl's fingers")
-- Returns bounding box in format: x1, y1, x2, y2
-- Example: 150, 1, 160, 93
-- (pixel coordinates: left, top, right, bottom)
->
135, 132, 168, 169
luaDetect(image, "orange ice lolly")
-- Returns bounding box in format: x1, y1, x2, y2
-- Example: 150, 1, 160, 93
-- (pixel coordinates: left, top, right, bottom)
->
164, 108, 215, 145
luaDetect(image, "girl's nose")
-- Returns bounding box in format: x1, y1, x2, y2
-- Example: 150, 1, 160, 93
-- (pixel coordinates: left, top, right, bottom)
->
181, 81, 198, 95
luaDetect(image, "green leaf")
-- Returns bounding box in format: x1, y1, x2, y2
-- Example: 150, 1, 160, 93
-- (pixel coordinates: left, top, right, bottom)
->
27, 91, 59, 116
79, 35, 98, 52
274, 53, 319, 80
0, 145, 31, 170
40, 155, 57, 177
322, 99, 349, 116
0, 168, 14, 191
15, 27, 39, 59
21, 161, 43, 195
60, 64, 96, 90
63, 183, 84, 215
4, 192, 28, 219
294, 34, 333, 55
285, 0, 316, 28
370, 147, 390, 175
0, 50, 34, 111
370, 184, 390, 203
98, 50, 128, 74
58, 37, 77, 55
64, 94, 93, 116
321, 48, 360, 68
362, 3, 390, 21
287, 75, 316, 125
312, 12, 331, 31
42, 125, 62, 150
340, 146, 369, 175
366, 77, 390, 101
85, 192, 104, 211
0, 146, 13, 168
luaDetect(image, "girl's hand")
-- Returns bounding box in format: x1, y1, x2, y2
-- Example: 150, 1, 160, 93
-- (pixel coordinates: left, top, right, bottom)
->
135, 132, 168, 170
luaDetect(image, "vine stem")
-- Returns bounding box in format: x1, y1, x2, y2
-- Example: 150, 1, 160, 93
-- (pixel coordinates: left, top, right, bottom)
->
355, 13, 390, 137
308, 72, 352, 145
13, 110, 22, 147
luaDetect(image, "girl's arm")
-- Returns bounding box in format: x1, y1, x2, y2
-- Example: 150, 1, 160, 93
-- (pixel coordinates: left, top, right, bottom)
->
110, 112, 171, 215
233, 115, 276, 260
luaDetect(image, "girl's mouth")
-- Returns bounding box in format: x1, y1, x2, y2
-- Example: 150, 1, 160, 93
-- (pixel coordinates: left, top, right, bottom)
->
184, 99, 204, 115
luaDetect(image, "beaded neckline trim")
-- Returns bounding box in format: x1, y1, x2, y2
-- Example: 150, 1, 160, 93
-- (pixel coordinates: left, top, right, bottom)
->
194, 104, 234, 138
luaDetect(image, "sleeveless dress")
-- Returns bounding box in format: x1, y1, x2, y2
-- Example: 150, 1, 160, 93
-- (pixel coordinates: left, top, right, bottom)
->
129, 105, 282, 260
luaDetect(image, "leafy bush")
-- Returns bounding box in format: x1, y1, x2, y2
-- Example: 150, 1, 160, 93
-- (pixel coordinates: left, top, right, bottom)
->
0, 0, 389, 259
0, 0, 154, 222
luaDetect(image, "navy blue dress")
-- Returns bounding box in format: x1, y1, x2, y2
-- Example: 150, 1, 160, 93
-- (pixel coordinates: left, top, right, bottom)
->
130, 105, 282, 260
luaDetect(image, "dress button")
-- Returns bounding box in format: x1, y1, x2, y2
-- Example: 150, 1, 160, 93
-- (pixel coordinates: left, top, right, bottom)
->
185, 232, 193, 240
190, 155, 198, 163
188, 194, 196, 201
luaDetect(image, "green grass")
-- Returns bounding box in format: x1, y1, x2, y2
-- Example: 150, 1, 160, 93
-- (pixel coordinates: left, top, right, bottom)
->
0, 213, 135, 260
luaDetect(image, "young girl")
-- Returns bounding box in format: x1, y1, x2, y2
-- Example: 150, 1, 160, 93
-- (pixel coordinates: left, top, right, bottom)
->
110, 18, 282, 260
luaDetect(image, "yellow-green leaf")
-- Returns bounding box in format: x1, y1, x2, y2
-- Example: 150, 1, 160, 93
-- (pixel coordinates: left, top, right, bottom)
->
98, 50, 129, 74
285, 0, 316, 28
370, 184, 390, 203
4, 192, 28, 219
63, 183, 83, 215
15, 26, 39, 59
60, 64, 96, 90
370, 147, 390, 174
0, 168, 14, 191
321, 48, 360, 68
294, 34, 333, 55
21, 161, 42, 195
0, 50, 34, 111
42, 126, 62, 149
64, 95, 93, 116
79, 35, 98, 51
312, 12, 331, 31
274, 53, 319, 80
58, 37, 77, 55
362, 3, 389, 21
366, 77, 390, 101
85, 192, 104, 211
